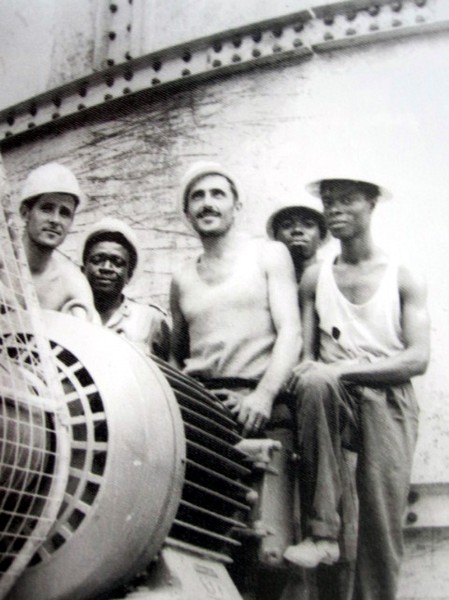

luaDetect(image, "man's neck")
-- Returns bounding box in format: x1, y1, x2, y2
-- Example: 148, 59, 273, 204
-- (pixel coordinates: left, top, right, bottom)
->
292, 254, 317, 284
339, 232, 376, 265
200, 229, 241, 261
95, 292, 123, 325
23, 235, 54, 274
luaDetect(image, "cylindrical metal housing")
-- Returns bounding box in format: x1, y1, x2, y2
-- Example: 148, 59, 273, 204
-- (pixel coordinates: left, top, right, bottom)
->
8, 312, 186, 600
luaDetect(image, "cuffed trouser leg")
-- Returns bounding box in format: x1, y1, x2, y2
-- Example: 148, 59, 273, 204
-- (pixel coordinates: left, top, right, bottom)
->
295, 369, 358, 541
353, 383, 418, 600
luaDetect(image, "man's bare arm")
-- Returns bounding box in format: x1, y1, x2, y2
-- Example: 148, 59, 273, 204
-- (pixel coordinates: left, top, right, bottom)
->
62, 266, 99, 322
298, 264, 320, 361
337, 264, 430, 385
237, 242, 302, 435
169, 277, 190, 369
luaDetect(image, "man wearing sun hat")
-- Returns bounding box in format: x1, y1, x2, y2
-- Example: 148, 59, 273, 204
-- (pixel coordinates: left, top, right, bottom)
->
266, 196, 327, 284
170, 160, 301, 437
17, 162, 97, 321
283, 176, 430, 599
81, 217, 169, 359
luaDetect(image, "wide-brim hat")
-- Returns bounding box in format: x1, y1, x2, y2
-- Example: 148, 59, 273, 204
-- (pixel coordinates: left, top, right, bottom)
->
306, 177, 392, 201
266, 197, 327, 240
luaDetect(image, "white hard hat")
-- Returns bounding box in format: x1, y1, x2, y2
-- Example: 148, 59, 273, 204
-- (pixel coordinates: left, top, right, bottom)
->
266, 197, 327, 240
306, 176, 391, 201
178, 161, 243, 229
81, 217, 140, 279
19, 162, 85, 210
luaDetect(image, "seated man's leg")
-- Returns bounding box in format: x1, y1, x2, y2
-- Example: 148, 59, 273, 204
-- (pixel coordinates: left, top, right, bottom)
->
354, 382, 419, 600
284, 367, 358, 568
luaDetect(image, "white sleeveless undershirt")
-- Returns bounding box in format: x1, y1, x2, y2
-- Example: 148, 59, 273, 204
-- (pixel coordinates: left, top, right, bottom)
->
180, 240, 276, 380
316, 256, 404, 364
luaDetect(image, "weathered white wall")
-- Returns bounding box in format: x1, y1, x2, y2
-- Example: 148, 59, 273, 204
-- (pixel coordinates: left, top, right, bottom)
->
2, 28, 449, 488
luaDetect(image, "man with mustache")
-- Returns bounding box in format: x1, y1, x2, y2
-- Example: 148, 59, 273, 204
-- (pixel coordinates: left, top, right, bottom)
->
170, 161, 301, 437
81, 217, 169, 359
284, 177, 430, 600
17, 162, 96, 320
266, 197, 327, 285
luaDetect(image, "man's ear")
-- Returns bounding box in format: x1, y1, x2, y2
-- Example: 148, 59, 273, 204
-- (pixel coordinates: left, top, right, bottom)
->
19, 204, 29, 221
81, 264, 86, 274
234, 200, 243, 212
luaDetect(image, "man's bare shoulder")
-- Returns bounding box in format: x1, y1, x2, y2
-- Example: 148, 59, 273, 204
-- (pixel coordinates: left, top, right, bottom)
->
256, 238, 293, 269
397, 260, 427, 299
53, 253, 91, 295
171, 256, 198, 286
54, 252, 85, 278
170, 257, 200, 303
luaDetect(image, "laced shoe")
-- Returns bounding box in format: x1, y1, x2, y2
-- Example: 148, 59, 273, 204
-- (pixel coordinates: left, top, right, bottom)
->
283, 537, 340, 569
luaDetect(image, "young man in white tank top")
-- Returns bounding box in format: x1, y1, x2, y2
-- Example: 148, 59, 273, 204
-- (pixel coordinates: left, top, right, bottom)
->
170, 161, 301, 437
283, 177, 430, 600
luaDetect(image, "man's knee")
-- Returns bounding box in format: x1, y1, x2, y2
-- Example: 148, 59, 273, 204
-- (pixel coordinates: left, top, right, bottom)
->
294, 367, 340, 398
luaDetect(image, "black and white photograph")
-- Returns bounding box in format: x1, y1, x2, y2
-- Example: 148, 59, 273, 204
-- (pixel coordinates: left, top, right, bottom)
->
0, 1, 447, 599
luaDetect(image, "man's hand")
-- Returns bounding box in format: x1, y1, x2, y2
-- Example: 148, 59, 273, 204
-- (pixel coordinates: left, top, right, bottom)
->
285, 360, 345, 394
226, 389, 274, 437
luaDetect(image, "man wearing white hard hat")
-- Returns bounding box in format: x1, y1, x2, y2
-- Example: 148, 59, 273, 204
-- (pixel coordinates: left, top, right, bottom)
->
284, 177, 430, 599
170, 161, 301, 437
266, 196, 327, 284
18, 162, 96, 321
81, 217, 169, 360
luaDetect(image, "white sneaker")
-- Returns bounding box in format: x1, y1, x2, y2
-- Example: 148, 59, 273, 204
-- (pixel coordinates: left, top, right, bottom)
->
283, 537, 340, 569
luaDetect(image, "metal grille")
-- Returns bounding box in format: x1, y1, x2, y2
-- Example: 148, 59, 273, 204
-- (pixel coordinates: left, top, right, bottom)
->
153, 358, 252, 560
28, 341, 108, 565
0, 160, 70, 598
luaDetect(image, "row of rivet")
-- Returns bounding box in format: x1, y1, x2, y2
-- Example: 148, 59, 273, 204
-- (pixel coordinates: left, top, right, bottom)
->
321, 0, 427, 24
0, 0, 437, 140
3, 20, 311, 135
317, 0, 428, 43
106, 0, 134, 65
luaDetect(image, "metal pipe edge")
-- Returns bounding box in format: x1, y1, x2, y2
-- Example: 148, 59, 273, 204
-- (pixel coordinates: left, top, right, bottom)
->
0, 0, 446, 145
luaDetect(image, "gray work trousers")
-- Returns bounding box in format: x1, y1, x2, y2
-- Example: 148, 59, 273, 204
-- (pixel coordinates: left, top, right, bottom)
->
295, 368, 419, 600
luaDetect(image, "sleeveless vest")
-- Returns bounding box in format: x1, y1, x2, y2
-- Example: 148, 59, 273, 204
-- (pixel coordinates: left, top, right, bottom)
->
316, 256, 404, 364
180, 241, 276, 380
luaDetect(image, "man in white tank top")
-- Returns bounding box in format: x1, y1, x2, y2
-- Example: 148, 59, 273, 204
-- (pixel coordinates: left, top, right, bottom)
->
170, 161, 301, 437
283, 177, 430, 600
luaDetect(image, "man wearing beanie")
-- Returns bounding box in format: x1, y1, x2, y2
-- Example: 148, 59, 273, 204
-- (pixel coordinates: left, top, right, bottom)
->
266, 197, 327, 285
18, 162, 96, 321
81, 217, 170, 360
170, 161, 301, 436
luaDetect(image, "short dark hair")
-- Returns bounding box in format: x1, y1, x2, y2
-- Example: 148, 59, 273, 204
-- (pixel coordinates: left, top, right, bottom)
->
320, 179, 380, 201
272, 207, 327, 240
83, 231, 137, 278
183, 173, 238, 212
